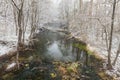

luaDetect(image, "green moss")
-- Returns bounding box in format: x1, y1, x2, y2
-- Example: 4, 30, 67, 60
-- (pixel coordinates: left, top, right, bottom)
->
87, 50, 93, 55
73, 43, 94, 55
73, 43, 86, 50
73, 43, 103, 61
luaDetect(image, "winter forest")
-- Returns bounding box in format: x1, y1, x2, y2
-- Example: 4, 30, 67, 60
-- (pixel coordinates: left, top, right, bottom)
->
0, 0, 120, 80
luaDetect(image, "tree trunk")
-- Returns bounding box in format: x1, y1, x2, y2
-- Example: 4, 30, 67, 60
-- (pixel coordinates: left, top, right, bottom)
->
107, 0, 116, 69
89, 0, 93, 16
79, 0, 83, 12
113, 43, 120, 65
11, 0, 24, 69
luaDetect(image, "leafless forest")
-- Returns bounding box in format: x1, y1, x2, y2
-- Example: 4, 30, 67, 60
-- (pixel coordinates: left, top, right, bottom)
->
0, 0, 120, 80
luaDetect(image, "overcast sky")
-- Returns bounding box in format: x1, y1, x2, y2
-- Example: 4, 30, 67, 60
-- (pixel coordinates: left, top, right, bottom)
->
51, 0, 92, 5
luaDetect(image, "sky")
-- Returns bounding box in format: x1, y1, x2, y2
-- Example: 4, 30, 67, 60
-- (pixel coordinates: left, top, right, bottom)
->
50, 0, 92, 5
50, 0, 61, 5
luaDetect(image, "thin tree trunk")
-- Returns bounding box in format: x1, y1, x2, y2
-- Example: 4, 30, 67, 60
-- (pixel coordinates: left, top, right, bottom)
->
89, 0, 93, 16
104, 27, 109, 51
113, 43, 120, 65
13, 7, 18, 36
108, 0, 116, 69
79, 0, 83, 12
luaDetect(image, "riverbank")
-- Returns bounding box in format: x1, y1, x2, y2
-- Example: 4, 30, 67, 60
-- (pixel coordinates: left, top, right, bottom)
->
0, 48, 112, 80
70, 32, 120, 80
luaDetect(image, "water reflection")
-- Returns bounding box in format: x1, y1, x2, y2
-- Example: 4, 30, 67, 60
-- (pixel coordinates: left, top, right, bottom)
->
35, 28, 88, 62
47, 41, 63, 60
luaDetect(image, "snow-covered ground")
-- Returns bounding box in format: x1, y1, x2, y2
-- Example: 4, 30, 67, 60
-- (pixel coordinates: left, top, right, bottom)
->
0, 44, 16, 56
0, 35, 17, 56
0, 33, 31, 56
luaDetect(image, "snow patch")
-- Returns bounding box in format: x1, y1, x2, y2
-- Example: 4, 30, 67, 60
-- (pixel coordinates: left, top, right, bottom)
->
6, 62, 16, 71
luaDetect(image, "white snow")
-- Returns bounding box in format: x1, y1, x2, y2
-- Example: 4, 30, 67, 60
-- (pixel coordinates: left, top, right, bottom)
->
0, 36, 17, 56
0, 46, 14, 56
6, 62, 16, 71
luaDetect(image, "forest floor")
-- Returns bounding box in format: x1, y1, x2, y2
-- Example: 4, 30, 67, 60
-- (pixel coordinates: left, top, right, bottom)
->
1, 50, 112, 80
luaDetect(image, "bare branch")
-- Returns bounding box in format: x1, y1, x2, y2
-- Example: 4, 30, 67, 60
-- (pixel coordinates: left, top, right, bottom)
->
11, 0, 19, 11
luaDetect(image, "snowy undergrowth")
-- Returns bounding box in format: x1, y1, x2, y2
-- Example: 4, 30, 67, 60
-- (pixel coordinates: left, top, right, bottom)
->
0, 35, 17, 56
0, 33, 30, 56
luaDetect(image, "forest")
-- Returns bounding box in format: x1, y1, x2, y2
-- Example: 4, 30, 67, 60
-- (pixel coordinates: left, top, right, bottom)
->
0, 0, 120, 80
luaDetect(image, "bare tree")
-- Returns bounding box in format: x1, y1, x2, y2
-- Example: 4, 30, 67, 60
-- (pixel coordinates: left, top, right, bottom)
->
11, 0, 25, 69
89, 0, 93, 15
29, 0, 39, 39
107, 0, 116, 69
11, 0, 24, 46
